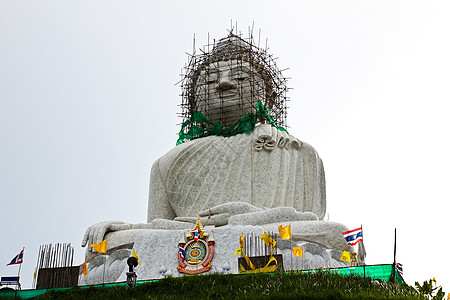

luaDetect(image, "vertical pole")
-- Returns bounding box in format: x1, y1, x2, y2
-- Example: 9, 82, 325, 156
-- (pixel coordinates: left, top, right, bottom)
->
390, 228, 397, 282
290, 224, 292, 272
361, 225, 365, 277
15, 247, 24, 295
17, 247, 24, 280
33, 245, 42, 289
394, 228, 397, 264
70, 246, 74, 267
103, 254, 106, 286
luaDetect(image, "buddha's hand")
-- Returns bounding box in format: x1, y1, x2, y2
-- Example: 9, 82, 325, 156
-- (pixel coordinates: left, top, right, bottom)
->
81, 220, 132, 251
228, 207, 318, 226
174, 202, 263, 226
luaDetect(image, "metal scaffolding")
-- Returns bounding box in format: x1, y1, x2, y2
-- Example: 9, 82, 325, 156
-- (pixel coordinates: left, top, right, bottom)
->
179, 29, 289, 136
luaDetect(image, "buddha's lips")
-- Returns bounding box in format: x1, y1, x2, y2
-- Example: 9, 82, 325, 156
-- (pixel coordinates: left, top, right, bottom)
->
217, 90, 238, 98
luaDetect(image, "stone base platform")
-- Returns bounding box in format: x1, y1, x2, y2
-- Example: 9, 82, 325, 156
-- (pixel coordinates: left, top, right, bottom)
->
78, 225, 355, 286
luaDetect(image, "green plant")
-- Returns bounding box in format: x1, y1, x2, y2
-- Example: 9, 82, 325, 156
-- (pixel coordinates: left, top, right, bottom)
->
27, 271, 425, 300
415, 278, 445, 300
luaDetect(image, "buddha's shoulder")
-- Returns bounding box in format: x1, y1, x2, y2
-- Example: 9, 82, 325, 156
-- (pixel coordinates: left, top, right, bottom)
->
152, 135, 224, 174
158, 125, 318, 161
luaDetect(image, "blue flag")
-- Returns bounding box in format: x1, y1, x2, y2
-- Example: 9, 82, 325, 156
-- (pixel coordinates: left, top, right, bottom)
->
7, 249, 24, 266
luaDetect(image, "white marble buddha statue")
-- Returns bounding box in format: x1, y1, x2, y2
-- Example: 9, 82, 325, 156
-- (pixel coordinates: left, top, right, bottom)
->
82, 34, 352, 260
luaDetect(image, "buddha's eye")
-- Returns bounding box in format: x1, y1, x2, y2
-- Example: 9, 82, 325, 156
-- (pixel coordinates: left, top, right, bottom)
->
206, 75, 217, 84
232, 70, 249, 82
233, 73, 247, 81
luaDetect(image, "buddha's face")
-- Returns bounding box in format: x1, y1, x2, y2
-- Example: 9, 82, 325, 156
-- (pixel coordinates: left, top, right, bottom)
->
194, 59, 266, 127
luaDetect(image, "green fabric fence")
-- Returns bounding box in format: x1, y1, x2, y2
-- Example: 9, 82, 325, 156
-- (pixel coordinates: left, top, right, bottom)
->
324, 264, 405, 284
0, 264, 405, 299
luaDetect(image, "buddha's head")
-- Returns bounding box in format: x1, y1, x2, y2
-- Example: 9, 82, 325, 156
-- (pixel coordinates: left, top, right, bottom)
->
181, 33, 287, 129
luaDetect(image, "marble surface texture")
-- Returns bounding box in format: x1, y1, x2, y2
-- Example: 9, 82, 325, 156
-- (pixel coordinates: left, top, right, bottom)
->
148, 124, 326, 222
78, 226, 354, 286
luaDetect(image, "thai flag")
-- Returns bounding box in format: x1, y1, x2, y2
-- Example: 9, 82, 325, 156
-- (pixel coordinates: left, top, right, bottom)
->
179, 246, 186, 259
7, 250, 24, 266
396, 263, 403, 276
191, 228, 199, 242
343, 227, 363, 246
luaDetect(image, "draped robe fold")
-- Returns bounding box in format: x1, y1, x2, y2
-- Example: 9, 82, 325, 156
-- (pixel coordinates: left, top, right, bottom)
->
147, 124, 326, 223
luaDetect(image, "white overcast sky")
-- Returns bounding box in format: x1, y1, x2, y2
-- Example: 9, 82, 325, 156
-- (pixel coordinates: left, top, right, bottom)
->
1, 0, 450, 291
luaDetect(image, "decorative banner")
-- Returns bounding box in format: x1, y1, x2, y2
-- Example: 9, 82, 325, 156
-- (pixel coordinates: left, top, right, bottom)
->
133, 249, 141, 266
292, 247, 303, 257
278, 224, 291, 240
233, 247, 243, 256
340, 251, 351, 262
234, 233, 244, 255
177, 217, 215, 275
260, 232, 276, 247
82, 260, 88, 275
91, 239, 107, 254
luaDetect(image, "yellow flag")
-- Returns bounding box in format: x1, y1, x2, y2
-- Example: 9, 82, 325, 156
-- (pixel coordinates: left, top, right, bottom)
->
239, 233, 244, 249
234, 233, 244, 255
33, 268, 37, 279
91, 239, 108, 254
82, 259, 88, 275
340, 251, 351, 262
292, 247, 303, 257
260, 232, 276, 247
278, 224, 291, 239
133, 249, 141, 266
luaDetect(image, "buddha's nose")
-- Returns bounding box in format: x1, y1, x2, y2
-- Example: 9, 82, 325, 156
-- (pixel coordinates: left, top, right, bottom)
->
217, 74, 236, 91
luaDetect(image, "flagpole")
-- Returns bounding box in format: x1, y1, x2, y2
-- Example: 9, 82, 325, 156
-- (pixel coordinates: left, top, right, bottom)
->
289, 224, 292, 272
14, 247, 24, 296
393, 228, 397, 264
390, 228, 397, 282
361, 225, 365, 277
103, 254, 106, 286
17, 247, 24, 284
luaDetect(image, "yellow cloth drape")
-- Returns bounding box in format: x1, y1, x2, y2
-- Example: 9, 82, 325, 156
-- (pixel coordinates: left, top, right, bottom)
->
239, 255, 277, 274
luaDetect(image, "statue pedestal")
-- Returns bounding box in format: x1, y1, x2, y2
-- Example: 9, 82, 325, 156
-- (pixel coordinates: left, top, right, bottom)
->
78, 225, 353, 286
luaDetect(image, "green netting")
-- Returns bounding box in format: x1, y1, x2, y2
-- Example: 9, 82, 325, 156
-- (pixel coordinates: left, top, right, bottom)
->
176, 101, 289, 145
0, 280, 155, 299
0, 264, 404, 299
301, 264, 405, 285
